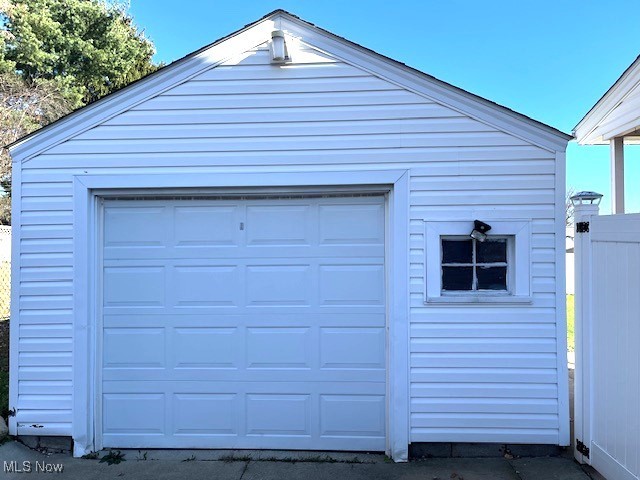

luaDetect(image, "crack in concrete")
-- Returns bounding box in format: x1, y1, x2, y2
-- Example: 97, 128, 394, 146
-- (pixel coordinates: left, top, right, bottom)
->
13, 436, 57, 457
505, 458, 525, 480
239, 460, 250, 480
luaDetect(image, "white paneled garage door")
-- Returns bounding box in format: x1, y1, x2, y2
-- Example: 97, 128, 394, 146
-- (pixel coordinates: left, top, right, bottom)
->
100, 195, 386, 451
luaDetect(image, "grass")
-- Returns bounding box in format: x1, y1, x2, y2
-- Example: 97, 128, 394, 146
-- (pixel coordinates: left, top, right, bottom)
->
567, 294, 575, 352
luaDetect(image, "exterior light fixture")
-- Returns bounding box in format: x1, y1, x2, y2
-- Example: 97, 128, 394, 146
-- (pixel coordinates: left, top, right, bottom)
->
470, 220, 492, 242
270, 30, 289, 64
570, 191, 603, 207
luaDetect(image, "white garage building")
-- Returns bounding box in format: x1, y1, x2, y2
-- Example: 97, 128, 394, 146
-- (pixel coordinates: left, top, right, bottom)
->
7, 10, 571, 460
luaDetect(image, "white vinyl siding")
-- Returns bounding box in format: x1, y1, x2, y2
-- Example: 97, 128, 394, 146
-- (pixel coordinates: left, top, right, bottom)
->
14, 42, 562, 445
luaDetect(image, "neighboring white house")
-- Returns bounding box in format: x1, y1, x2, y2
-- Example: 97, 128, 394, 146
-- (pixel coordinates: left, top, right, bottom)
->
7, 10, 572, 460
574, 54, 640, 214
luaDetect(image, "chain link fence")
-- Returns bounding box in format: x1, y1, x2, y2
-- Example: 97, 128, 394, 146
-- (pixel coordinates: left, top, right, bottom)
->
0, 226, 10, 320
0, 225, 9, 418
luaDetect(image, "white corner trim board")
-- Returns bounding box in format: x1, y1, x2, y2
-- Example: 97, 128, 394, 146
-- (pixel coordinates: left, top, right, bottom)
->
7, 161, 21, 436
71, 170, 410, 461
554, 150, 570, 448
424, 220, 532, 303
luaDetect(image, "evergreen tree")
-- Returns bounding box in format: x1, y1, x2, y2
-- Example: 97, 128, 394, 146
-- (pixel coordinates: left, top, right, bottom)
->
0, 0, 159, 223
3, 0, 158, 106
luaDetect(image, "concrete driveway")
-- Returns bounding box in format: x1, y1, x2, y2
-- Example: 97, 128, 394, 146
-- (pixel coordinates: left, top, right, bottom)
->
0, 440, 593, 480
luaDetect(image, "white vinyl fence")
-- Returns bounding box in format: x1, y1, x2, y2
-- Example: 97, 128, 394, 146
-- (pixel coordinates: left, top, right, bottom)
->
574, 203, 640, 480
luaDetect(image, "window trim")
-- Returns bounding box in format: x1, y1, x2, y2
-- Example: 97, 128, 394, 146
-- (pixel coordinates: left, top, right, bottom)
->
424, 220, 532, 304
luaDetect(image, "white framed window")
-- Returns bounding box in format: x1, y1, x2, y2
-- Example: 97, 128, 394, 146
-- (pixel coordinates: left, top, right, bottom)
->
425, 220, 531, 304
441, 236, 511, 293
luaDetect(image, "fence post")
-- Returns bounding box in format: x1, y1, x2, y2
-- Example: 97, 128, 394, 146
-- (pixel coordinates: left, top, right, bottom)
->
571, 191, 602, 464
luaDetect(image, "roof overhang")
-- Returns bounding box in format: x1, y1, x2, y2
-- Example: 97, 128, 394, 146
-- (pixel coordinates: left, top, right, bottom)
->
9, 9, 572, 162
574, 55, 640, 145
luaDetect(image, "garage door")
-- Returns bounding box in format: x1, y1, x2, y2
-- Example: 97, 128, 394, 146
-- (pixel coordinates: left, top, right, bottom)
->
100, 195, 386, 451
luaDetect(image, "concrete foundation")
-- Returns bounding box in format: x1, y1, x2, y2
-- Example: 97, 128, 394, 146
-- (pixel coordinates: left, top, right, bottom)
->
409, 442, 563, 459
17, 435, 73, 454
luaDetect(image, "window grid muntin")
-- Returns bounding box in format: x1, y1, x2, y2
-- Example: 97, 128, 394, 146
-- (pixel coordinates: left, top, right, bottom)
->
441, 236, 509, 292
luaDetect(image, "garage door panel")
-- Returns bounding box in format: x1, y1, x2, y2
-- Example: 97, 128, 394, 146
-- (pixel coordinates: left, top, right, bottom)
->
103, 305, 385, 316
104, 206, 167, 248
103, 380, 386, 395
246, 265, 313, 306
103, 433, 385, 451
101, 196, 386, 451
246, 205, 312, 246
320, 394, 386, 437
102, 313, 387, 328
173, 327, 239, 369
102, 368, 385, 383
227, 245, 384, 258
319, 264, 385, 305
102, 384, 386, 448
104, 245, 384, 260
174, 205, 242, 247
319, 203, 384, 245
320, 327, 386, 369
173, 393, 239, 435
103, 393, 166, 434
246, 327, 312, 369
246, 394, 311, 436
103, 327, 166, 368
103, 266, 166, 307
104, 259, 385, 311
172, 266, 241, 307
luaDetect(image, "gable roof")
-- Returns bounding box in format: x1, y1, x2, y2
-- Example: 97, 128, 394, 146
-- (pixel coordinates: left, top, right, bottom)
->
8, 9, 571, 162
573, 54, 640, 144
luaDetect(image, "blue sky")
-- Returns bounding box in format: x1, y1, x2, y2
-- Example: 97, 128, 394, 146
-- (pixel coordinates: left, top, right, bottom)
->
129, 0, 640, 214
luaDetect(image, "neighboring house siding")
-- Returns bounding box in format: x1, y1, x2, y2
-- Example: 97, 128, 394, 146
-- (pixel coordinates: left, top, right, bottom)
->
15, 44, 561, 443
585, 81, 640, 142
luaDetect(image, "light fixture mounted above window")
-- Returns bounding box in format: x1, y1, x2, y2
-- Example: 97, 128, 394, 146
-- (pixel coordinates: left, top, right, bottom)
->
470, 220, 492, 242
270, 30, 290, 64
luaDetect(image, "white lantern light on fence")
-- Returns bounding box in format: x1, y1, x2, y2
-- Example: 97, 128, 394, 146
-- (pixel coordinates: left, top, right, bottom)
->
570, 191, 603, 207
270, 30, 290, 64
